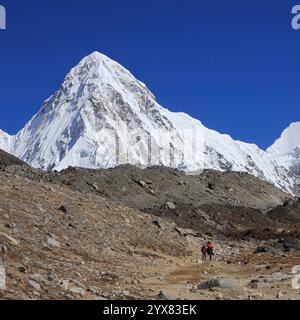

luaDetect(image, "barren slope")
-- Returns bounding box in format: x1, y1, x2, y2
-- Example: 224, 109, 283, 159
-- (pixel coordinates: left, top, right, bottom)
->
1, 164, 299, 300
0, 150, 27, 169
0, 170, 199, 300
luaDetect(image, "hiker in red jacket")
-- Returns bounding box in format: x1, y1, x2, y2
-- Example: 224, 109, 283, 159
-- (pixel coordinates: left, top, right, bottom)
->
206, 241, 214, 261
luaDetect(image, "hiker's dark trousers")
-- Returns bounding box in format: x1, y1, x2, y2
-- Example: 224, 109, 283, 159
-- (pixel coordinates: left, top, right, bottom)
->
207, 249, 214, 261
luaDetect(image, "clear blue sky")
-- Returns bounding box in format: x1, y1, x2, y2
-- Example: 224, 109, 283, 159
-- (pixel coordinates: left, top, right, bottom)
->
0, 0, 299, 149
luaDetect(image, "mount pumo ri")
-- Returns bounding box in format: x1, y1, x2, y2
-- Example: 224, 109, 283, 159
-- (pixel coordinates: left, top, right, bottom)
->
0, 52, 299, 195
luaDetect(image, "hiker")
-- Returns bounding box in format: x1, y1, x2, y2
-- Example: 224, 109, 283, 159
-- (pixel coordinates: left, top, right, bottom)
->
206, 241, 214, 261
0, 245, 7, 264
201, 244, 207, 261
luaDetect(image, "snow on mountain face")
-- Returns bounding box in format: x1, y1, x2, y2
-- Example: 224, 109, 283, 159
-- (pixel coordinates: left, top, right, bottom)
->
267, 122, 300, 189
10, 52, 205, 171
0, 130, 13, 153
0, 51, 299, 195
268, 122, 300, 155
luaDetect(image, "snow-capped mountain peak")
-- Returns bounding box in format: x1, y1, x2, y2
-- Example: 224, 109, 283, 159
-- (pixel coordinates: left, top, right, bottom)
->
268, 122, 300, 155
0, 51, 299, 195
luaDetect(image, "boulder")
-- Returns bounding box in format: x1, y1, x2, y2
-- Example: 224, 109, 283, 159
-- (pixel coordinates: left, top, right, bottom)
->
248, 292, 264, 300
198, 278, 238, 290
153, 220, 164, 230
5, 223, 17, 229
47, 237, 61, 248
276, 291, 284, 299
18, 265, 27, 273
0, 244, 7, 254
28, 280, 42, 292
69, 287, 85, 297
254, 273, 291, 283
158, 290, 171, 300
58, 205, 68, 214
92, 183, 100, 191
255, 246, 272, 253
138, 180, 147, 188
165, 201, 176, 210
0, 232, 20, 246
284, 239, 300, 251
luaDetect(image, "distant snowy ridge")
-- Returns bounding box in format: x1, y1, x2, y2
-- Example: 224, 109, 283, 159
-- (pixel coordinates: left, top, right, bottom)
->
268, 122, 300, 156
0, 52, 299, 195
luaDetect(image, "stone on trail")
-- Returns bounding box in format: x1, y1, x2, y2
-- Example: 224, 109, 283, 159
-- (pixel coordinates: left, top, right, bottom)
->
198, 278, 238, 290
